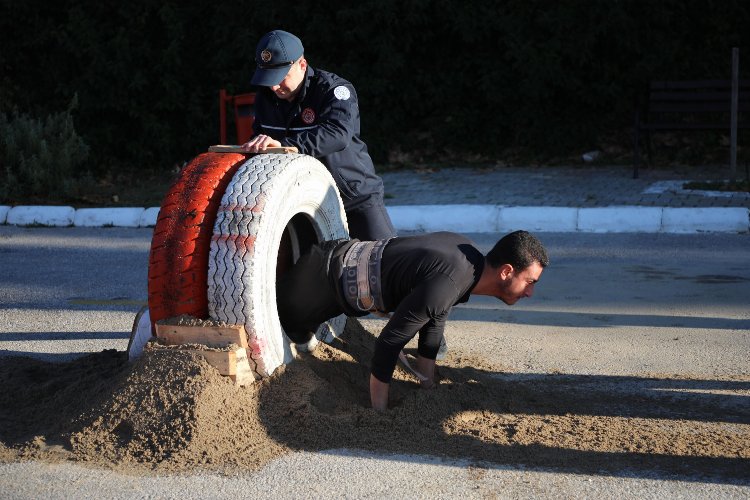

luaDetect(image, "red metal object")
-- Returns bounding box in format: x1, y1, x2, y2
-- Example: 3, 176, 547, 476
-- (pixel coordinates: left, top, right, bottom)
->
219, 89, 256, 144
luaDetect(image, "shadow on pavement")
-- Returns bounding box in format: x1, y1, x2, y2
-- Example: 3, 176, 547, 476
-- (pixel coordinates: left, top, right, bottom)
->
258, 320, 750, 485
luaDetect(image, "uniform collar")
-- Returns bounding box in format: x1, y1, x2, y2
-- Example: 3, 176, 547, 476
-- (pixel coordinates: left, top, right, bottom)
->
259, 66, 313, 105
293, 65, 314, 104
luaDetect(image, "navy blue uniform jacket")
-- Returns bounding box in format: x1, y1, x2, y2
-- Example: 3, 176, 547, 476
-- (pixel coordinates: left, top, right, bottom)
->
252, 66, 384, 207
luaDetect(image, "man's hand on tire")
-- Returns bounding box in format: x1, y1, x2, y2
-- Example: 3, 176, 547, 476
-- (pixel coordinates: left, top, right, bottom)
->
241, 134, 282, 153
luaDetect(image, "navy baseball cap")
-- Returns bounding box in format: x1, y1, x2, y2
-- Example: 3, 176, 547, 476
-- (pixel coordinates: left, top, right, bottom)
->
251, 30, 304, 86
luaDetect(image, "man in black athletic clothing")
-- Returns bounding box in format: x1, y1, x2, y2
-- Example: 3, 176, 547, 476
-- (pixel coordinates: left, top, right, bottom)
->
276, 230, 549, 411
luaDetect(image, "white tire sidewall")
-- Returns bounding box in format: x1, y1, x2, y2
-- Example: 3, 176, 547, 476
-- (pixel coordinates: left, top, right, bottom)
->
208, 154, 348, 378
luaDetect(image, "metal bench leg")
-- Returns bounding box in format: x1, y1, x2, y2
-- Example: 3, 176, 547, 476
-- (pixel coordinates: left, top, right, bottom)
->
633, 112, 641, 179
644, 130, 653, 169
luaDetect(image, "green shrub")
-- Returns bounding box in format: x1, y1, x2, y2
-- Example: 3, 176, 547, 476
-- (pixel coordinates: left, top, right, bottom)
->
0, 98, 90, 203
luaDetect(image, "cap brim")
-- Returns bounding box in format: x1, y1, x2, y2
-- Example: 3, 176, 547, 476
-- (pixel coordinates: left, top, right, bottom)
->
251, 66, 291, 87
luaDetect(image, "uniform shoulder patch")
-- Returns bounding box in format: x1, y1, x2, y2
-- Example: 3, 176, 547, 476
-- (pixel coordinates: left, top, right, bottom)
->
333, 85, 351, 101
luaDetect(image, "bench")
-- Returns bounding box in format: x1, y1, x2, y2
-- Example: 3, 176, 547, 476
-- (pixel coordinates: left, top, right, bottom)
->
633, 79, 750, 178
219, 89, 256, 145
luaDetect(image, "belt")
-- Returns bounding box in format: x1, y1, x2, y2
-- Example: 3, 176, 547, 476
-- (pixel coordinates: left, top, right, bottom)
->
341, 238, 392, 313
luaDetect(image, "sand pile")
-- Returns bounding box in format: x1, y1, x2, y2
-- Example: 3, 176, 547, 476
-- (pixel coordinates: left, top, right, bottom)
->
1, 319, 748, 480
0, 344, 286, 473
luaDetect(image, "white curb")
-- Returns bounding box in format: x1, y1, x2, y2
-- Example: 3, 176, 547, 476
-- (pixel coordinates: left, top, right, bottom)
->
662, 207, 749, 233
73, 208, 145, 227
6, 205, 75, 227
139, 207, 160, 227
499, 206, 578, 232
578, 206, 663, 233
0, 205, 747, 233
388, 205, 499, 233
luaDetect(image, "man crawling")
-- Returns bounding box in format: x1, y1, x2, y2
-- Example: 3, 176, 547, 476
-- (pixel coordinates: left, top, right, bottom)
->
276, 230, 549, 410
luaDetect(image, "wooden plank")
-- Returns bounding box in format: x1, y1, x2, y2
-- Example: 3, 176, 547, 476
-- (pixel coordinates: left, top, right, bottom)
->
187, 348, 254, 385
155, 323, 248, 349
184, 349, 236, 377
208, 145, 298, 154
233, 348, 256, 386
148, 340, 254, 385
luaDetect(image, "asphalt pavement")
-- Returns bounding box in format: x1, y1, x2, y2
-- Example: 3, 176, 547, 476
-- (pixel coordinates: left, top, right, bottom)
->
1, 161, 749, 498
0, 228, 748, 498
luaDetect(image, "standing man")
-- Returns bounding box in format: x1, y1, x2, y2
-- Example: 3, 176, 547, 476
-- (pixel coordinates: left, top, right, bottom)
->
241, 30, 395, 241
276, 230, 549, 411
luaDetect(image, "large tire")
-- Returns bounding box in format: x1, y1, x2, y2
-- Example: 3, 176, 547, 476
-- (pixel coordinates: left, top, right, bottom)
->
147, 152, 247, 325
208, 154, 349, 379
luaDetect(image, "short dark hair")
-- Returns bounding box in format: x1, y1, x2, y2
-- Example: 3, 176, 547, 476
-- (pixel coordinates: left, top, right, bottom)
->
485, 230, 549, 270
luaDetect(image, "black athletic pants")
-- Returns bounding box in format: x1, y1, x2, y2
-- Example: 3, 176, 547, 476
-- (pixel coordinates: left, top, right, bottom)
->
276, 240, 348, 343
344, 193, 396, 241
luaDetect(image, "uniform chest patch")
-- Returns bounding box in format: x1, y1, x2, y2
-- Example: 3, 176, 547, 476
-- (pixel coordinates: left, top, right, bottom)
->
301, 107, 316, 124
333, 85, 351, 100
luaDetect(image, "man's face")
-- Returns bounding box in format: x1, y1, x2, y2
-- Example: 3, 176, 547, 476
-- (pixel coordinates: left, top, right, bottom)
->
497, 261, 544, 305
270, 58, 307, 101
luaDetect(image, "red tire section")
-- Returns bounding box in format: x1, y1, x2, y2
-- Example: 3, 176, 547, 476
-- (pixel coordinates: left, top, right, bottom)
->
147, 152, 247, 326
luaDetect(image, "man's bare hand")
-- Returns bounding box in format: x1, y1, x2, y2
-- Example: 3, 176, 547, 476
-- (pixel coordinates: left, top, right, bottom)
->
240, 134, 282, 153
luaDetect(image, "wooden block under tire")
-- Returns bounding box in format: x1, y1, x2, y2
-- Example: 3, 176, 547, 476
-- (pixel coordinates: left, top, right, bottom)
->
183, 347, 255, 386
152, 322, 255, 385
155, 323, 248, 349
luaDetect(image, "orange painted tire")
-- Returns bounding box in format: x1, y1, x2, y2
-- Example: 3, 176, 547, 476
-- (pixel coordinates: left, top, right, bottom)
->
147, 152, 247, 325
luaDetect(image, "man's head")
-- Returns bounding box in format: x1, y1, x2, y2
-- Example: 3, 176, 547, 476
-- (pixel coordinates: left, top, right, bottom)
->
251, 30, 307, 101
484, 230, 549, 305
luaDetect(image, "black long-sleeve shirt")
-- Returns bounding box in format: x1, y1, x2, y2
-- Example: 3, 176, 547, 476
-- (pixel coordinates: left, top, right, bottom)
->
277, 232, 484, 382
371, 232, 484, 381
